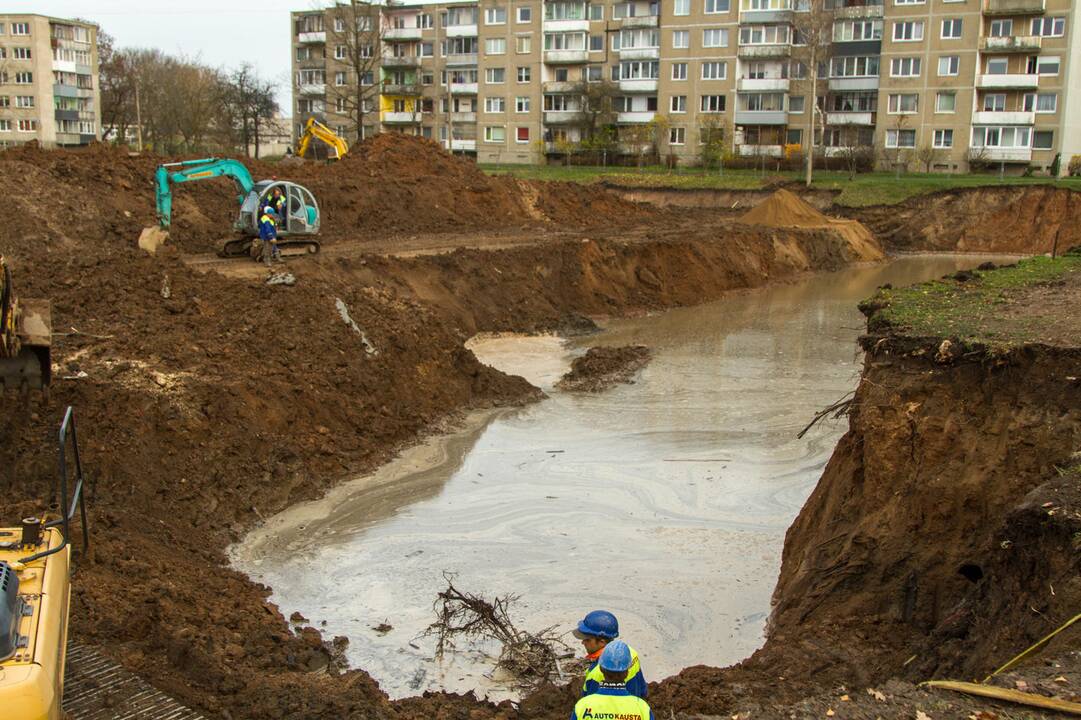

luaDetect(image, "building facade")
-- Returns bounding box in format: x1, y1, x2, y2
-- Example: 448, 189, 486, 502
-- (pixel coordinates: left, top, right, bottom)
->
291, 0, 1079, 173
0, 14, 100, 148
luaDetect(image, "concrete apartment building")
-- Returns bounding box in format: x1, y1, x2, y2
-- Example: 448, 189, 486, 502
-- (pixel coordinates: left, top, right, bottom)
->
0, 14, 100, 148
291, 0, 1080, 173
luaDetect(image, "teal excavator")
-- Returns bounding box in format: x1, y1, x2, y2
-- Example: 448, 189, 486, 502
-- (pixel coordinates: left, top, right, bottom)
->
154, 158, 321, 258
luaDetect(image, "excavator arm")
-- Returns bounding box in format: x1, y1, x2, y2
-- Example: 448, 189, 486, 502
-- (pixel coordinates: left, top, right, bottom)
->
155, 158, 256, 229
297, 118, 349, 160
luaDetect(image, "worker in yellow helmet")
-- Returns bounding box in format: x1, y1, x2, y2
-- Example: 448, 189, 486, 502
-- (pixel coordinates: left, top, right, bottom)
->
573, 610, 646, 698
571, 641, 653, 720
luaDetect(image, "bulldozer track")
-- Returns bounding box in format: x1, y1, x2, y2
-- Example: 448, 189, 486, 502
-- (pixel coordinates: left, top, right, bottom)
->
64, 643, 207, 720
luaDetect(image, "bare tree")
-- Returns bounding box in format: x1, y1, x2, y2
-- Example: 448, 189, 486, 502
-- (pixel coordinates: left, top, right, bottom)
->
698, 114, 731, 170
915, 142, 938, 173
791, 0, 835, 186
324, 0, 385, 144
225, 64, 279, 157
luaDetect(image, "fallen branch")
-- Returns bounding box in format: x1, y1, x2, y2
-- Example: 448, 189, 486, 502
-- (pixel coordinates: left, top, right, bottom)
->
796, 391, 855, 439
921, 680, 1081, 716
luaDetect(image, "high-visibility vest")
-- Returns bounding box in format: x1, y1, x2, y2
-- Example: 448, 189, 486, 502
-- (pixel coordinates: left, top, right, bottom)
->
572, 685, 652, 720
583, 645, 644, 698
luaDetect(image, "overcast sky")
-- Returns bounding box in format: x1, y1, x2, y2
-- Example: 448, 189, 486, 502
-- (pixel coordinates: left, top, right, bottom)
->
12, 0, 327, 109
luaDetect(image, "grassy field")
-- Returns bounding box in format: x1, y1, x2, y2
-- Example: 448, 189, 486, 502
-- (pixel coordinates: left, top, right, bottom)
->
481, 164, 1081, 207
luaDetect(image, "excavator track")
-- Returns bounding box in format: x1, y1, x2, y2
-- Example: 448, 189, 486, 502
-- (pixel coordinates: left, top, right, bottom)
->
218, 237, 321, 259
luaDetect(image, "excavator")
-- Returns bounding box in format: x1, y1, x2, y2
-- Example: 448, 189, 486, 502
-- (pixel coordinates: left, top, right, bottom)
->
0, 406, 90, 720
154, 158, 322, 259
0, 256, 51, 392
296, 117, 349, 161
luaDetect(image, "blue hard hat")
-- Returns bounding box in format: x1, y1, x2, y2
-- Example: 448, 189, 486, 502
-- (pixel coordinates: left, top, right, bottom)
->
599, 640, 632, 672
575, 610, 619, 640
264, 206, 278, 216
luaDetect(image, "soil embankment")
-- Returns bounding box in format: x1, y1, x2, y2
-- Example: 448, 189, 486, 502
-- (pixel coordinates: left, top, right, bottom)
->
556, 345, 651, 392
601, 182, 839, 211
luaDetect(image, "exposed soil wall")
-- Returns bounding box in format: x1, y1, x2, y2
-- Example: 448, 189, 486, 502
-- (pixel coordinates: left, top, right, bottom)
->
601, 183, 839, 211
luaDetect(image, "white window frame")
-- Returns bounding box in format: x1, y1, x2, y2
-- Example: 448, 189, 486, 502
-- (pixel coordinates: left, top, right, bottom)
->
892, 21, 924, 42
935, 91, 955, 113
675, 0, 691, 14
1035, 92, 1057, 113
517, 66, 531, 82
1036, 56, 1060, 75
701, 61, 727, 79
517, 35, 532, 53
885, 128, 916, 147
887, 93, 918, 114
700, 94, 726, 112
672, 30, 689, 48
486, 37, 507, 55
485, 96, 505, 113
672, 62, 687, 80
937, 55, 959, 76
11, 22, 30, 36
1031, 16, 1065, 37
703, 28, 729, 47
485, 7, 507, 25
1032, 130, 1054, 149
515, 96, 530, 112
933, 129, 953, 148
789, 95, 805, 113
485, 67, 506, 83
669, 127, 686, 145
940, 18, 962, 39
705, 0, 730, 13
890, 57, 921, 77
671, 95, 687, 112
516, 126, 530, 144
484, 126, 506, 142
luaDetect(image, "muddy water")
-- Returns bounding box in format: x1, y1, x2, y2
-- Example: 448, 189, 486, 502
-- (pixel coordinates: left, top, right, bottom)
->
232, 255, 1009, 701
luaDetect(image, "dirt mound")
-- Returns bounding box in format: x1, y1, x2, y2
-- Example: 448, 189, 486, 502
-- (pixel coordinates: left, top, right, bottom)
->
556, 345, 651, 392
739, 188, 834, 227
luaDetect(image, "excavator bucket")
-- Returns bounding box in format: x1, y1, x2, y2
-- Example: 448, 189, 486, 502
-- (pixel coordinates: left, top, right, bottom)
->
0, 259, 52, 391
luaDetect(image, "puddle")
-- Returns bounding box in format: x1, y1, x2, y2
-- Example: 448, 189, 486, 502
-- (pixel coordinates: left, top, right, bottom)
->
231, 255, 1014, 701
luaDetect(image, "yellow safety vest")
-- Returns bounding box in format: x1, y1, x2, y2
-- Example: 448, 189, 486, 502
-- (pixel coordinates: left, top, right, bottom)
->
573, 686, 652, 720
583, 645, 642, 695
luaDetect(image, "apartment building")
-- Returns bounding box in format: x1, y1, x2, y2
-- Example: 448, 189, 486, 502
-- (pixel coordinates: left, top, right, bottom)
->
291, 0, 1079, 173
0, 14, 100, 148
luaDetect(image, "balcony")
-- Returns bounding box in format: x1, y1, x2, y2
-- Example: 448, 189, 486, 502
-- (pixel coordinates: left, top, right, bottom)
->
826, 111, 875, 125
740, 9, 793, 22
983, 0, 1045, 15
621, 14, 660, 27
973, 146, 1032, 162
542, 19, 591, 32
55, 109, 79, 122
738, 44, 791, 58
53, 84, 80, 98
53, 59, 77, 73
972, 110, 1035, 124
446, 53, 478, 66
617, 111, 656, 123
382, 83, 421, 95
544, 110, 587, 124
734, 110, 788, 125
828, 77, 879, 91
382, 55, 422, 68
619, 47, 660, 60
445, 23, 478, 37
979, 35, 1042, 52
737, 77, 790, 91
545, 49, 590, 63
299, 83, 326, 96
833, 4, 884, 18
451, 111, 477, 123
450, 81, 478, 94
298, 31, 327, 43
450, 139, 477, 151
382, 111, 420, 124
385, 27, 423, 40
543, 81, 579, 93
738, 144, 784, 156
976, 73, 1040, 89
619, 78, 659, 92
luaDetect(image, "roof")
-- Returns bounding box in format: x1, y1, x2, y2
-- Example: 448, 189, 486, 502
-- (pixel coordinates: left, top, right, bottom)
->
0, 13, 99, 28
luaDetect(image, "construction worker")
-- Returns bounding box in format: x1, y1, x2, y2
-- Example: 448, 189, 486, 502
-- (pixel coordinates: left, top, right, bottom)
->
258, 206, 282, 265
268, 186, 287, 217
571, 641, 653, 720
574, 610, 647, 698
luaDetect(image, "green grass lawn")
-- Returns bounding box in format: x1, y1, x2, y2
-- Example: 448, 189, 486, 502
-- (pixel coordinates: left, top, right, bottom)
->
481, 163, 1081, 207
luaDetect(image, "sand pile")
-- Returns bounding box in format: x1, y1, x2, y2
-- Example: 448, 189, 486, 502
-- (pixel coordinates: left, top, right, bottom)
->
740, 189, 884, 261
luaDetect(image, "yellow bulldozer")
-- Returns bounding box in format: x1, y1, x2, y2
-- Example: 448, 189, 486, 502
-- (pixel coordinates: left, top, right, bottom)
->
0, 406, 90, 719
0, 256, 51, 392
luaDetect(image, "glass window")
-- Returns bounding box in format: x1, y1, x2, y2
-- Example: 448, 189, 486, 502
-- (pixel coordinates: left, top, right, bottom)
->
590, 4, 604, 19
885, 129, 916, 147
933, 129, 953, 148
982, 94, 1005, 111
484, 97, 505, 112
516, 96, 530, 112
1031, 17, 1065, 36
1037, 56, 1060, 75
893, 21, 924, 41
484, 126, 506, 142
789, 96, 805, 112
669, 127, 685, 145
672, 62, 687, 80
701, 61, 726, 79
675, 0, 691, 14
705, 0, 730, 12
673, 30, 689, 48
486, 38, 506, 54
700, 95, 726, 112
1033, 130, 1054, 149
887, 93, 918, 113
518, 7, 532, 22
890, 57, 921, 77
938, 56, 959, 76
1036, 93, 1057, 112
703, 28, 729, 47
517, 36, 532, 53
485, 8, 507, 24
517, 127, 530, 143
518, 66, 532, 82
671, 95, 686, 112
590, 35, 604, 50
935, 92, 955, 112
941, 18, 962, 39
485, 67, 506, 83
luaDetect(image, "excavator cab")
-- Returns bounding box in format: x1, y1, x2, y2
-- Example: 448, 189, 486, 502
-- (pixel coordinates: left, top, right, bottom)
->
239, 181, 321, 236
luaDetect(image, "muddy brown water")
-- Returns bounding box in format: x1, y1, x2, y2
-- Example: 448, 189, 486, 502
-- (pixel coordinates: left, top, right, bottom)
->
231, 255, 1013, 701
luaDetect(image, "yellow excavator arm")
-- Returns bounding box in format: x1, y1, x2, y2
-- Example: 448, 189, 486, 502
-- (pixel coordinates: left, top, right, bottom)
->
297, 118, 349, 160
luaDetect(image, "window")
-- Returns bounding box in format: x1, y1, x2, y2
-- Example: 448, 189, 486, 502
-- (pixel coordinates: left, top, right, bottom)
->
890, 57, 921, 77
703, 28, 729, 47
420, 13, 433, 28
1035, 93, 1057, 113
701, 61, 726, 79
675, 0, 691, 14
518, 7, 532, 22
334, 17, 345, 31
517, 36, 532, 53
941, 19, 962, 39
938, 56, 959, 76
669, 127, 686, 145
787, 129, 803, 145
789, 96, 805, 112
587, 65, 603, 81
1033, 130, 1054, 149
988, 19, 1012, 37
933, 129, 953, 148
17, 119, 37, 132
833, 20, 882, 42
13, 47, 30, 59
671, 63, 687, 80
1037, 56, 1060, 75
590, 35, 604, 50
1031, 17, 1065, 37
885, 129, 916, 147
705, 0, 730, 12
983, 93, 1005, 111
888, 93, 918, 113
335, 45, 347, 59
935, 92, 956, 113
0, 120, 9, 132
700, 94, 726, 112
590, 4, 604, 19
335, 97, 347, 113
517, 66, 531, 82
619, 60, 660, 79
485, 126, 506, 142
422, 72, 434, 85
894, 0, 924, 4
14, 72, 32, 84
486, 67, 506, 83
361, 71, 374, 85
335, 71, 346, 86
517, 127, 530, 143
486, 7, 507, 24
893, 21, 924, 41
15, 95, 33, 108
486, 38, 506, 54
516, 96, 530, 112
485, 97, 505, 112
986, 57, 1009, 75
673, 30, 689, 48
671, 95, 686, 112
739, 24, 788, 44
971, 126, 1030, 148
830, 56, 879, 77
0, 97, 8, 108
11, 23, 30, 36
421, 42, 434, 57
739, 92, 784, 111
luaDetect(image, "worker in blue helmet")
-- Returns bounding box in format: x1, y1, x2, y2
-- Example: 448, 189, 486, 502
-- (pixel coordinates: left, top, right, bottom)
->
573, 610, 647, 698
571, 641, 653, 720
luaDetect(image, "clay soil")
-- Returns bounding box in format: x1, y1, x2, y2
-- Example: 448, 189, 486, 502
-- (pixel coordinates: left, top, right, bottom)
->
1, 136, 1078, 720
555, 345, 651, 392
